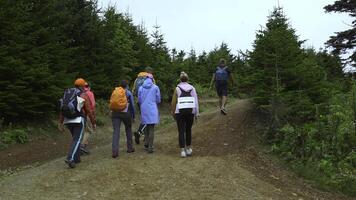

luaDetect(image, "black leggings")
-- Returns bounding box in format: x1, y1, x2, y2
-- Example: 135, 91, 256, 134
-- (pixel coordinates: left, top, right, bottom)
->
175, 113, 194, 148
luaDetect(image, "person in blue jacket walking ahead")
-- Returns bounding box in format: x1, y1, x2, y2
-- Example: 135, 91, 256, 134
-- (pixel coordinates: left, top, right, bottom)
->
138, 76, 161, 153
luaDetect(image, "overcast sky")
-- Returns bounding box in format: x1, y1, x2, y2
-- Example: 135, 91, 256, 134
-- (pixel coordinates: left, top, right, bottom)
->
98, 0, 352, 55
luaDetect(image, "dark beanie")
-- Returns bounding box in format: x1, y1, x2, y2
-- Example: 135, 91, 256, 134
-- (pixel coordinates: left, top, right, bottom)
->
120, 80, 128, 88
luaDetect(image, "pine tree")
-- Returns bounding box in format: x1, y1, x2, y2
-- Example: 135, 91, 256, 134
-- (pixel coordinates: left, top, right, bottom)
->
324, 0, 356, 67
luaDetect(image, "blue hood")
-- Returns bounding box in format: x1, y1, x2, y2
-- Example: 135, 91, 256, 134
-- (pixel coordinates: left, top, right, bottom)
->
142, 78, 153, 89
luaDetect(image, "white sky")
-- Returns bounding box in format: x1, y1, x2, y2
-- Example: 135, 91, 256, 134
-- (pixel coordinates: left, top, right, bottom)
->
98, 0, 353, 55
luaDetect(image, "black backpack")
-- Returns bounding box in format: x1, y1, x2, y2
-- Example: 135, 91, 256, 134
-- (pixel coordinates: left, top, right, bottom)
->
177, 86, 193, 115
60, 88, 82, 119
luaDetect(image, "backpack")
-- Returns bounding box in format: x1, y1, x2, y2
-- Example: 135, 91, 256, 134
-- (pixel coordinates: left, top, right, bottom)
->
177, 86, 196, 115
215, 66, 229, 81
60, 88, 82, 119
110, 87, 128, 112
135, 76, 146, 96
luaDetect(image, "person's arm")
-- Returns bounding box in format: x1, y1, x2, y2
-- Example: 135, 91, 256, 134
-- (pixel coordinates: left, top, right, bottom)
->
192, 87, 199, 117
82, 94, 96, 128
138, 87, 142, 105
228, 68, 234, 85
92, 92, 96, 113
171, 88, 178, 116
209, 73, 216, 89
132, 78, 138, 95
128, 92, 135, 119
58, 111, 65, 131
156, 86, 161, 104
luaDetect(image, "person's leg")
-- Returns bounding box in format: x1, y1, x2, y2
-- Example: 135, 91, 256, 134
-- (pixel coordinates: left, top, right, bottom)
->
66, 120, 84, 168
144, 124, 149, 149
134, 123, 147, 144
185, 114, 194, 147
221, 83, 228, 114
216, 82, 223, 109
73, 123, 84, 163
219, 96, 223, 109
82, 117, 91, 145
222, 96, 227, 108
147, 124, 155, 153
122, 113, 134, 152
81, 118, 92, 155
112, 117, 121, 158
66, 124, 75, 161
176, 113, 186, 149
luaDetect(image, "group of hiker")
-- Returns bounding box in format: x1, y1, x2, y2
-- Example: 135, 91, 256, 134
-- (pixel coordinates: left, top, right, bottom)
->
58, 59, 233, 168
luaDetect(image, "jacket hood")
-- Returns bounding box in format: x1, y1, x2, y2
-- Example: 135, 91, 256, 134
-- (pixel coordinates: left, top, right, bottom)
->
143, 78, 153, 89
177, 82, 193, 91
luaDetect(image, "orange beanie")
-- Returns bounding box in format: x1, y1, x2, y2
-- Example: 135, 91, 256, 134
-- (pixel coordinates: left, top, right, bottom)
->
74, 78, 86, 87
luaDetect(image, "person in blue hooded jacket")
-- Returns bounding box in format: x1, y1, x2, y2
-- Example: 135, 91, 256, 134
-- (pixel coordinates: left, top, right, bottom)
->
138, 76, 161, 153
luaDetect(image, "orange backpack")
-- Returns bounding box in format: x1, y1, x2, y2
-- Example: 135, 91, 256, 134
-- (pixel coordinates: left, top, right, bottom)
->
110, 87, 128, 112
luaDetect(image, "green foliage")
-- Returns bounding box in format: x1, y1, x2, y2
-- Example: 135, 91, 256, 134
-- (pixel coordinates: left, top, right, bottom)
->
245, 6, 354, 196
0, 129, 28, 144
324, 0, 355, 67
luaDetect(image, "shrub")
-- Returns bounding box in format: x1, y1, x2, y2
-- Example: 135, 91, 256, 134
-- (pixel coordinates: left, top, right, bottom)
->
0, 128, 29, 144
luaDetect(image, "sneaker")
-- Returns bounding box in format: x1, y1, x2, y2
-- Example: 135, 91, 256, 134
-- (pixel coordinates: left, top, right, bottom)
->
147, 149, 154, 154
221, 108, 227, 115
65, 159, 76, 168
134, 132, 140, 144
127, 148, 135, 153
185, 148, 193, 156
181, 149, 187, 158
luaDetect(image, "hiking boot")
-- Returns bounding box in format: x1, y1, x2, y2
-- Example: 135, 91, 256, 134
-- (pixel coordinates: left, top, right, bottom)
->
112, 151, 119, 159
127, 148, 135, 153
134, 132, 140, 144
144, 144, 149, 151
181, 149, 187, 158
65, 159, 76, 168
185, 148, 193, 156
80, 145, 90, 155
221, 108, 227, 115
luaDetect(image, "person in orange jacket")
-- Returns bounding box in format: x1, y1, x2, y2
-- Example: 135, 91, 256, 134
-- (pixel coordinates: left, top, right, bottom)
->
80, 82, 96, 155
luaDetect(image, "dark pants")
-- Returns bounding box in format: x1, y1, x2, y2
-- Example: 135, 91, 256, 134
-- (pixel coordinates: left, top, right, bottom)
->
144, 124, 155, 151
66, 120, 85, 162
138, 123, 146, 134
215, 80, 228, 97
175, 113, 194, 148
112, 112, 133, 154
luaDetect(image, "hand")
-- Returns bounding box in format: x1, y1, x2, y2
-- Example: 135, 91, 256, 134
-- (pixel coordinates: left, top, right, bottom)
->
58, 123, 65, 132
92, 124, 97, 130
195, 114, 200, 123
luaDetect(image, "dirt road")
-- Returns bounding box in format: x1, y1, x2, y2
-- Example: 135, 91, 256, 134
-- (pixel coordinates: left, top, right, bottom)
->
0, 100, 353, 200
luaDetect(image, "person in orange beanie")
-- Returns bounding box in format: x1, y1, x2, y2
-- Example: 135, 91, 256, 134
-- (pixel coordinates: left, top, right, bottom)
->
59, 78, 96, 168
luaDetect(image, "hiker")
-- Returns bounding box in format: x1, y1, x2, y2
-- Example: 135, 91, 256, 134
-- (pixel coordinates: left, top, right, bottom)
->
59, 78, 96, 168
110, 80, 135, 158
132, 67, 155, 145
80, 82, 95, 155
209, 59, 234, 115
138, 75, 161, 153
171, 72, 199, 158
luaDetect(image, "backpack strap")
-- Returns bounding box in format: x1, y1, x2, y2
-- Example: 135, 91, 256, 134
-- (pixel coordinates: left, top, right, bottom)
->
177, 86, 192, 93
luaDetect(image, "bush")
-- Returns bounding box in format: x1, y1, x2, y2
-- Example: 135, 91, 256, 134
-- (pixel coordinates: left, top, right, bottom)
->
0, 128, 29, 144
